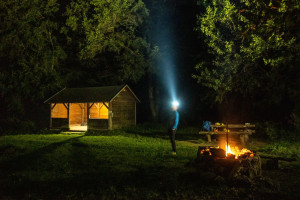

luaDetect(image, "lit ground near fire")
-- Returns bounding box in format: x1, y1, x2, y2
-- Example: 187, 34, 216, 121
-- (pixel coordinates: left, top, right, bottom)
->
0, 127, 299, 199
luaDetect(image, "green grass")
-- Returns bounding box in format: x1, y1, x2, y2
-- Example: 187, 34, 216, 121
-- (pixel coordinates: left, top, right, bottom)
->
0, 128, 299, 199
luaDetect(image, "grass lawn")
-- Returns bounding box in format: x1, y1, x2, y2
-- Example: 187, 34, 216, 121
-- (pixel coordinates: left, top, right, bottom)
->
0, 127, 299, 199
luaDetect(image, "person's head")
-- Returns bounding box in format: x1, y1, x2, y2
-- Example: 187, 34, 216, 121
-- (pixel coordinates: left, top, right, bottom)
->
171, 100, 179, 111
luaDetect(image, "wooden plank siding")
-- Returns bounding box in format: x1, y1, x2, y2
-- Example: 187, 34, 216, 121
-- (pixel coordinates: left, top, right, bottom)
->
111, 88, 136, 129
51, 118, 69, 129
50, 103, 69, 129
51, 103, 67, 118
89, 103, 109, 119
88, 103, 109, 130
88, 119, 108, 130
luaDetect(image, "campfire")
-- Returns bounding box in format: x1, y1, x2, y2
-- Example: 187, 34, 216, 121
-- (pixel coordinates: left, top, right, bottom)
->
196, 144, 261, 181
225, 145, 254, 159
196, 127, 261, 181
199, 144, 255, 159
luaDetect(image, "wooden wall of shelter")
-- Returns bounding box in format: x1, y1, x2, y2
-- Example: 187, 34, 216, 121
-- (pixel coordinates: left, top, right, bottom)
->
87, 102, 110, 130
50, 103, 69, 129
111, 87, 136, 129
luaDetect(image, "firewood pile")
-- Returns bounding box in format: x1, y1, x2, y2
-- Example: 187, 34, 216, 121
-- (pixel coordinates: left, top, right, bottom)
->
195, 146, 262, 181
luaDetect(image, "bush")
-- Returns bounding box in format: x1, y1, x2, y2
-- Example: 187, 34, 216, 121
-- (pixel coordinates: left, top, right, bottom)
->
255, 122, 299, 141
290, 112, 300, 131
264, 122, 280, 140
0, 118, 37, 135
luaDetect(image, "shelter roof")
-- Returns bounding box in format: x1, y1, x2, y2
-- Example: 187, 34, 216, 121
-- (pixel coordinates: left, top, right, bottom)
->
44, 85, 140, 103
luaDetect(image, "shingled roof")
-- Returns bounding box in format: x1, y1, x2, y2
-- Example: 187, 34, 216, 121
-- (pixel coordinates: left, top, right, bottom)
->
44, 85, 139, 103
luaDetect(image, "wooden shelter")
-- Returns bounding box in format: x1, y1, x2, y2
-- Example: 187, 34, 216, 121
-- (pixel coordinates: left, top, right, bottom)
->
44, 85, 140, 131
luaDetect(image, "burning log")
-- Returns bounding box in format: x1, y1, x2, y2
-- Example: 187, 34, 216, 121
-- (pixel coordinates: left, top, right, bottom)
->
197, 146, 226, 158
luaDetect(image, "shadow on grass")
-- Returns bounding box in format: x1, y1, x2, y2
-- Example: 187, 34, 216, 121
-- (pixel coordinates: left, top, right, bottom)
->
1, 135, 85, 172
85, 127, 207, 144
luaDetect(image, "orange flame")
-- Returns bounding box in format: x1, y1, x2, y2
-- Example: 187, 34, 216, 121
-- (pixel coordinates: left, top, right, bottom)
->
225, 144, 253, 159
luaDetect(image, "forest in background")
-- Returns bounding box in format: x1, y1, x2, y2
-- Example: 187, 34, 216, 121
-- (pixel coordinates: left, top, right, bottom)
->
0, 0, 299, 138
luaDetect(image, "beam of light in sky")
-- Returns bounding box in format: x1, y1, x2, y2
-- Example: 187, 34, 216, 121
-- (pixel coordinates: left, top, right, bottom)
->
161, 58, 177, 103
152, 3, 178, 105
150, 1, 178, 106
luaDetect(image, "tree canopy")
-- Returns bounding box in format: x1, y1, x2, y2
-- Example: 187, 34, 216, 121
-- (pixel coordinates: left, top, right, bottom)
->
0, 0, 65, 116
0, 0, 154, 123
63, 0, 153, 84
193, 0, 300, 121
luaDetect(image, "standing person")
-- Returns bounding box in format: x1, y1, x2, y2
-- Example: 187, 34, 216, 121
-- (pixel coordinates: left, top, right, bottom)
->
168, 101, 179, 155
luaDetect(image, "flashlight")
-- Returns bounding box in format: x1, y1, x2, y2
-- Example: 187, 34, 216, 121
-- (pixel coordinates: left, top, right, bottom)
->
172, 100, 179, 107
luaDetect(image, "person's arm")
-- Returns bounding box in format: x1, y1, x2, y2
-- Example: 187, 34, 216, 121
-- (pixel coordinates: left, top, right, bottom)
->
172, 111, 179, 130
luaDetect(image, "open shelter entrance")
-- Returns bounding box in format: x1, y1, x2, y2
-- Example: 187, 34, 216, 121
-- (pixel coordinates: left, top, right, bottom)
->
69, 103, 88, 131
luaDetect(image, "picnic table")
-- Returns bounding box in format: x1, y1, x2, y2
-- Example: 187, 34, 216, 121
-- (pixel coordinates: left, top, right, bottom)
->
199, 123, 255, 144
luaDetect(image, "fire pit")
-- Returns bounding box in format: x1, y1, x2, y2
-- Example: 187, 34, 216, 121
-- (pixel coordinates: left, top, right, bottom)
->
195, 145, 262, 180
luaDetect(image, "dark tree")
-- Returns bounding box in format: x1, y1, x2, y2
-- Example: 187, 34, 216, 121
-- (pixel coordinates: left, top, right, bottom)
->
0, 0, 156, 128
0, 0, 65, 123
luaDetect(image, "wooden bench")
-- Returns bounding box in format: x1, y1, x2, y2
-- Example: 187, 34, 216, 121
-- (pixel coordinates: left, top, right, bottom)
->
260, 155, 297, 169
199, 124, 255, 144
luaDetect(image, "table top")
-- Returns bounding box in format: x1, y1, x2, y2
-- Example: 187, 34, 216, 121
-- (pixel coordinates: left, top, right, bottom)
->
210, 124, 255, 128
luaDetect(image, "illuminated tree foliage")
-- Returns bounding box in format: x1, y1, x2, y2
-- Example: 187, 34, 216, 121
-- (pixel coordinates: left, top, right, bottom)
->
193, 0, 300, 122
194, 0, 300, 102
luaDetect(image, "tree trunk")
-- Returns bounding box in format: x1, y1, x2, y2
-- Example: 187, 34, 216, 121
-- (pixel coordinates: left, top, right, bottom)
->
148, 74, 158, 121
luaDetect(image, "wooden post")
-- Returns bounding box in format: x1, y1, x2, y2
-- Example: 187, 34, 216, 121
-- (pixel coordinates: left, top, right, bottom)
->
50, 104, 52, 129
240, 134, 245, 144
108, 102, 112, 130
62, 103, 70, 129
244, 134, 249, 144
81, 104, 84, 125
50, 103, 56, 129
207, 134, 212, 142
226, 123, 229, 151
67, 103, 70, 130
87, 103, 89, 131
